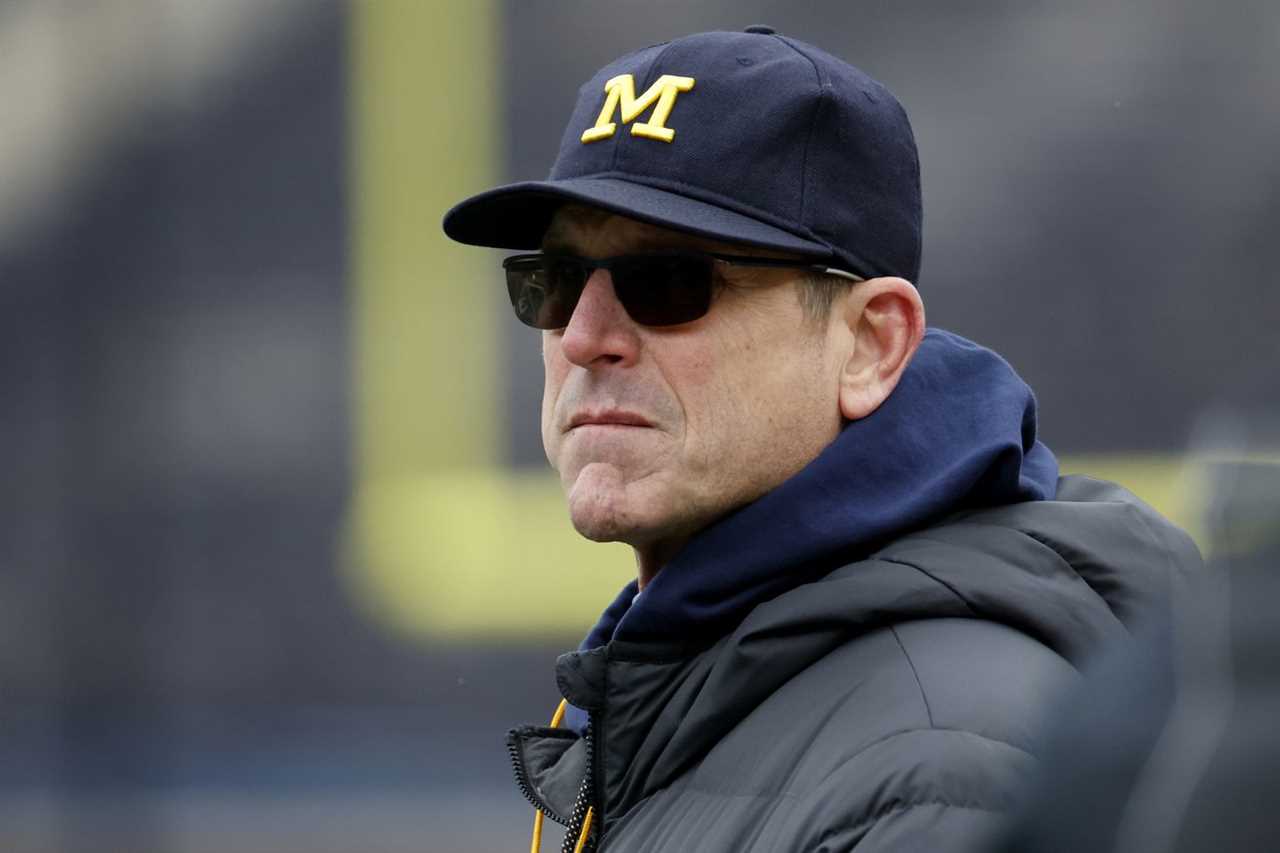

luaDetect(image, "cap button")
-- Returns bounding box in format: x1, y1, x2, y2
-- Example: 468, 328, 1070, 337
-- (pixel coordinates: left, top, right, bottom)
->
743, 25, 777, 35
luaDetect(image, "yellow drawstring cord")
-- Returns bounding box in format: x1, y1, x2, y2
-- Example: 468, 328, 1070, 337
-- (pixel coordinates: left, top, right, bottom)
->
573, 807, 596, 853
532, 699, 595, 853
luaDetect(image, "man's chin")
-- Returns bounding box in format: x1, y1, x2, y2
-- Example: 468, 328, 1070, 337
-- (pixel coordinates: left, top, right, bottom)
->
563, 464, 649, 544
570, 516, 630, 544
565, 488, 639, 544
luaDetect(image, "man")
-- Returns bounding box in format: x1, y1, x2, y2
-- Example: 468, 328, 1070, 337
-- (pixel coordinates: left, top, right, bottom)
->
443, 28, 1200, 853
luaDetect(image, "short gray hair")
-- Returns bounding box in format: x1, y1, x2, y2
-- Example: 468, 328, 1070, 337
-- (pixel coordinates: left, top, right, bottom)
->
795, 270, 856, 324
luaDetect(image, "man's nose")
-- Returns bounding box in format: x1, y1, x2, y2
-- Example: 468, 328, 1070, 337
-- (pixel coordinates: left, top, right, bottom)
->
558, 269, 641, 367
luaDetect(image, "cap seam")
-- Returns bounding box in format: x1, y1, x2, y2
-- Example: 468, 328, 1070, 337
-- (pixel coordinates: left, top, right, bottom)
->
774, 35, 828, 228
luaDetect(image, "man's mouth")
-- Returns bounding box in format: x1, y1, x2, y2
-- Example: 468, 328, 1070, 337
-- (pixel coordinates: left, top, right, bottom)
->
566, 410, 654, 431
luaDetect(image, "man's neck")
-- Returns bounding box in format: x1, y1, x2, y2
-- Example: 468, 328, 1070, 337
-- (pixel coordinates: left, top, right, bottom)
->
633, 537, 688, 590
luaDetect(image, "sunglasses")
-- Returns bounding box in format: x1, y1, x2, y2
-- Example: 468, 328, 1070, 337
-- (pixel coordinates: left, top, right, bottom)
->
503, 251, 864, 330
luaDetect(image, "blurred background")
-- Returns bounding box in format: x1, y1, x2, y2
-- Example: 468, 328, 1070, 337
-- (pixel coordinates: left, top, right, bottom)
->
1, 1, 1275, 850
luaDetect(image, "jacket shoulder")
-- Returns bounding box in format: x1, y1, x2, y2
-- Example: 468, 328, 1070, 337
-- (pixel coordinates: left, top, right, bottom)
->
889, 616, 1078, 745
699, 617, 1071, 799
781, 617, 1076, 764
777, 618, 1075, 850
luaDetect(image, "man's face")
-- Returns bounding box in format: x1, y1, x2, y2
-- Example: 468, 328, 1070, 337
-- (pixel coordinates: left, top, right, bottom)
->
540, 206, 851, 568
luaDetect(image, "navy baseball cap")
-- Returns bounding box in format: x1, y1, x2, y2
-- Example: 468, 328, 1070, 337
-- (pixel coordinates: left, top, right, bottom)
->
443, 27, 922, 283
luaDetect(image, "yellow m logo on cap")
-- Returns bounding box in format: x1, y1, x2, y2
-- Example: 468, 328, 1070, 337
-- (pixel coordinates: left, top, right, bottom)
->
581, 73, 696, 144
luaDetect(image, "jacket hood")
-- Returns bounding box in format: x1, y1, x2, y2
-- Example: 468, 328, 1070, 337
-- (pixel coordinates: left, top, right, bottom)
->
582, 328, 1060, 650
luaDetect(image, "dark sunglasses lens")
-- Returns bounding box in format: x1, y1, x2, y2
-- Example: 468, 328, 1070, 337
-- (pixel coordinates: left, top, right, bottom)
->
505, 257, 585, 329
613, 256, 713, 326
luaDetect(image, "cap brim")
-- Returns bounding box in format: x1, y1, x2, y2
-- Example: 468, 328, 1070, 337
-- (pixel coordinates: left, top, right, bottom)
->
442, 176, 836, 260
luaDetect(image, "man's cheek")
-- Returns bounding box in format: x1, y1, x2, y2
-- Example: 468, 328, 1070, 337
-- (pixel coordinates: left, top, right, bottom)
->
540, 370, 567, 465
673, 347, 715, 389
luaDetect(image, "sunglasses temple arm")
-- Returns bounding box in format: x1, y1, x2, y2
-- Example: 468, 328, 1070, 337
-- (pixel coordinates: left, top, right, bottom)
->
815, 266, 865, 283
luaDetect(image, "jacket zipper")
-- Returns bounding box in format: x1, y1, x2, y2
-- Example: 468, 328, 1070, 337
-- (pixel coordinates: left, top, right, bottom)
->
506, 729, 570, 825
559, 713, 597, 853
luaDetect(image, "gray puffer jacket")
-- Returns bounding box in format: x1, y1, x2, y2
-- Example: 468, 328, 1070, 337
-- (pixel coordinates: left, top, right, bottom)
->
508, 476, 1201, 852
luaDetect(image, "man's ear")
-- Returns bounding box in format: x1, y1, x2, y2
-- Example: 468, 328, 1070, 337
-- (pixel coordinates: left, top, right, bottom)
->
837, 277, 926, 421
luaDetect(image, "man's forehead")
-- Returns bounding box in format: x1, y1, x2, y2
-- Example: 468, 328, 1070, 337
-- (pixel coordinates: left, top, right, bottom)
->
541, 204, 773, 257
